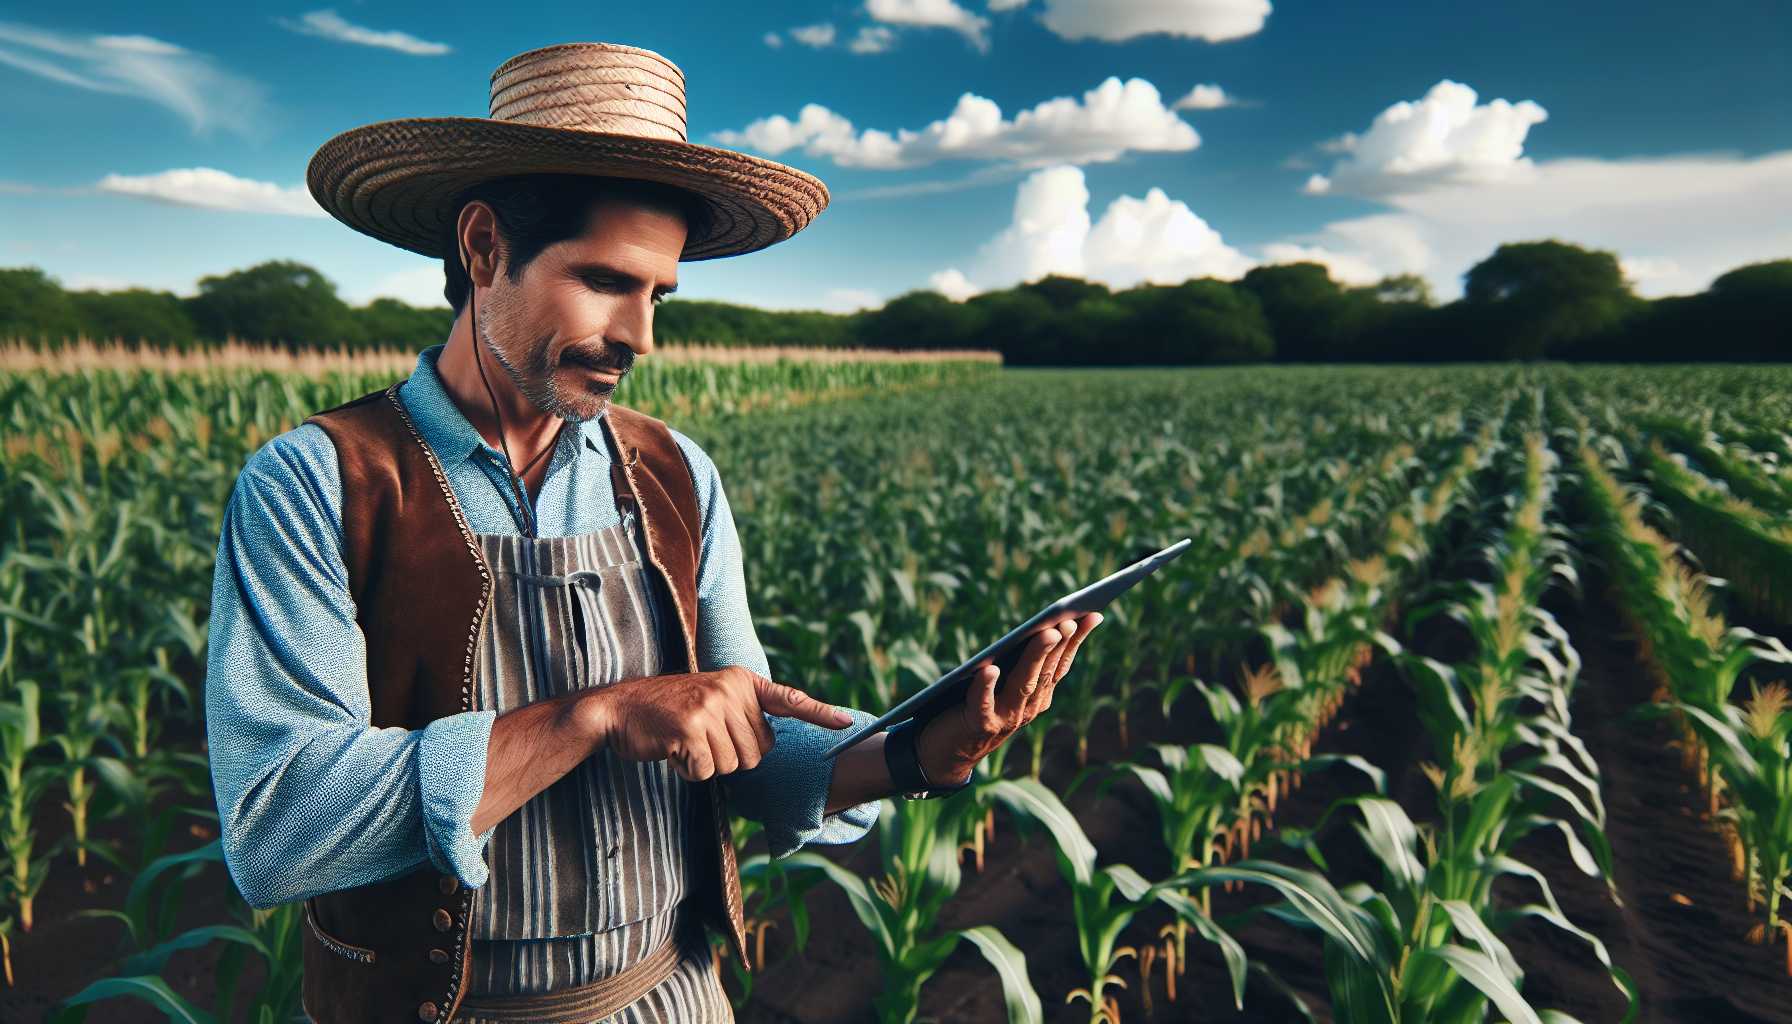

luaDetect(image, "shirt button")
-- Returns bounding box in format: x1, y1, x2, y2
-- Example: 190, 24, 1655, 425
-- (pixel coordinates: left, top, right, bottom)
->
417, 1001, 440, 1021
427, 948, 451, 965
432, 908, 454, 932
438, 874, 459, 895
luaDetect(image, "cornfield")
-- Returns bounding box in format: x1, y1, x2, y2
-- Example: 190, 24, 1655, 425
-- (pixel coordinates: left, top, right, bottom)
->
5, 353, 1792, 1022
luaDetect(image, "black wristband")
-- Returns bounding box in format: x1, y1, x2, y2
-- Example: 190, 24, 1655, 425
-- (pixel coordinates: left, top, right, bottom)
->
883, 717, 972, 799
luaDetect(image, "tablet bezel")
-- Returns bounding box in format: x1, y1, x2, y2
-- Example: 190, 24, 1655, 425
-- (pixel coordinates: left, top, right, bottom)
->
819, 536, 1193, 759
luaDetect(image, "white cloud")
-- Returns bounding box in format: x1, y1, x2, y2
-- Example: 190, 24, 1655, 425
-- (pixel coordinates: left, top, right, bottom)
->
929, 268, 981, 300
849, 25, 900, 53
1256, 243, 1384, 286
763, 31, 784, 48
948, 164, 1253, 292
274, 10, 451, 56
1306, 80, 1548, 197
988, 0, 1031, 9
0, 21, 270, 137
1285, 150, 1792, 299
789, 23, 837, 47
94, 168, 326, 218
1036, 0, 1271, 42
1172, 83, 1238, 110
713, 76, 1198, 170
346, 263, 449, 308
866, 0, 991, 51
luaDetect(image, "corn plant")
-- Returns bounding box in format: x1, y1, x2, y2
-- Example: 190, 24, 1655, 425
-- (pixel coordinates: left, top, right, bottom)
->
780, 779, 1086, 1024
51, 838, 306, 1024
1179, 796, 1636, 1023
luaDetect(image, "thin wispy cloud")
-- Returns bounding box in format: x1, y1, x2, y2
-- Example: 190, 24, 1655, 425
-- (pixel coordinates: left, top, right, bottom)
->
714, 75, 1199, 171
274, 10, 452, 56
0, 21, 270, 138
95, 168, 325, 218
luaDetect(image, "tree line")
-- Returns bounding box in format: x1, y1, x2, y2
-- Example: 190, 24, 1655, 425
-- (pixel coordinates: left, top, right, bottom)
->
2, 240, 1787, 363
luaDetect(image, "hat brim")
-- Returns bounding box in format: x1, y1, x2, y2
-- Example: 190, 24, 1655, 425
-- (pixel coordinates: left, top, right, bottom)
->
307, 116, 830, 262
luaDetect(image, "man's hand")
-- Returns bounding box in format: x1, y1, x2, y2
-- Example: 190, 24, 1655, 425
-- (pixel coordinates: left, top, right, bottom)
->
582, 666, 852, 781
913, 611, 1104, 785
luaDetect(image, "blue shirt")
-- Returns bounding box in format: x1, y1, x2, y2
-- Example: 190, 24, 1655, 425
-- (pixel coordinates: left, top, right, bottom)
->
205, 343, 880, 912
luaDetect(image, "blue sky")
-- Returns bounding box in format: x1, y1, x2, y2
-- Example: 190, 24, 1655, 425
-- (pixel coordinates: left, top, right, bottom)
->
2, 1, 1788, 314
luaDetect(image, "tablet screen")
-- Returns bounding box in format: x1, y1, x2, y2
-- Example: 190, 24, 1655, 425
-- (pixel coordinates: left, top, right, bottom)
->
820, 536, 1192, 759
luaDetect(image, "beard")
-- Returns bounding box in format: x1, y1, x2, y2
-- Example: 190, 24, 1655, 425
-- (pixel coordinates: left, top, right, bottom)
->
474, 278, 628, 424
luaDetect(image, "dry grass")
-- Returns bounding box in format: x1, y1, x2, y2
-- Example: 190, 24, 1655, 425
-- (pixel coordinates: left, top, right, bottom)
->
0, 337, 1003, 376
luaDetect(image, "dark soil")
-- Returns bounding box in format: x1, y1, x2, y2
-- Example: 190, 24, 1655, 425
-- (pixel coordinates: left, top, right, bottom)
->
15, 587, 1792, 1024
734, 583, 1792, 1023
2, 716, 263, 1024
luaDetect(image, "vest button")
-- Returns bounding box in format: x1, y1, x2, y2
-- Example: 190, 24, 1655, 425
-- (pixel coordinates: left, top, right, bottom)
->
432, 908, 453, 932
427, 947, 450, 965
437, 874, 459, 895
417, 1001, 440, 1021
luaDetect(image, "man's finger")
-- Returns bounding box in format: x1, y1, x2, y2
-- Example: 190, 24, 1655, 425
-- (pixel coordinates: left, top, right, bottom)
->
972, 664, 1001, 731
998, 626, 1061, 717
673, 736, 714, 782
1035, 619, 1077, 694
755, 677, 854, 728
723, 709, 765, 772
751, 709, 776, 754
706, 719, 740, 776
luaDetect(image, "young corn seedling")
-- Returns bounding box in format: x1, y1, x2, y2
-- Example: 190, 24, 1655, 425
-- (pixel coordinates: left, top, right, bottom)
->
781, 779, 1085, 1024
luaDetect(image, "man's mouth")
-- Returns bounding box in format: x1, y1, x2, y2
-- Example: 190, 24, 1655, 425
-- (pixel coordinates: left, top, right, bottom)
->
564, 352, 626, 377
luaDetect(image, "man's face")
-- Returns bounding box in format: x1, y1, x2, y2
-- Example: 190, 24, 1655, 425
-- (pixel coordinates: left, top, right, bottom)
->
473, 196, 685, 423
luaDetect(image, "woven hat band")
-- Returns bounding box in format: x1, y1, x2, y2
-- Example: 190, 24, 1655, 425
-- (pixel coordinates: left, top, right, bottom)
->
490, 46, 688, 143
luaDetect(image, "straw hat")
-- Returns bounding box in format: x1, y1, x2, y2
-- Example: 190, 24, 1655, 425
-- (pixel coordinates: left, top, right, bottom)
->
307, 41, 829, 262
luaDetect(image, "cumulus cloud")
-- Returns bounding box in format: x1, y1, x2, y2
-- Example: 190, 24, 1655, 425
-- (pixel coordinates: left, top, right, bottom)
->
1036, 0, 1271, 42
929, 268, 981, 300
94, 167, 326, 218
1286, 149, 1792, 299
0, 21, 271, 137
865, 0, 991, 51
1172, 83, 1239, 110
849, 25, 900, 53
943, 164, 1253, 293
788, 23, 837, 47
1305, 80, 1548, 196
987, 0, 1031, 10
763, 31, 783, 48
713, 76, 1198, 170
273, 9, 451, 55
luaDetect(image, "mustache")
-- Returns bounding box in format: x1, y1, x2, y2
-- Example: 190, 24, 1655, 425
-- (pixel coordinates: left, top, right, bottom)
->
560, 347, 633, 374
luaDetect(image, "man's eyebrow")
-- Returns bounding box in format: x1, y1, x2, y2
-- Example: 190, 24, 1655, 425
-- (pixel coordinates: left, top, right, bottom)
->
569, 261, 677, 295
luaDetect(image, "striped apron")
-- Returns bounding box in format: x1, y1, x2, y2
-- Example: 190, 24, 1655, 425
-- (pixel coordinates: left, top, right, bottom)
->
457, 511, 734, 1022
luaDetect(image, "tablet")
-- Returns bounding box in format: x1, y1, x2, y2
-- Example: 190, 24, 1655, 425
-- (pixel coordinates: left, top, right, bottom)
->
820, 536, 1193, 758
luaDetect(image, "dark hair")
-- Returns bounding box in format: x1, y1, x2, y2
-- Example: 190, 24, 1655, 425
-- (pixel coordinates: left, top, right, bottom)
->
442, 174, 711, 315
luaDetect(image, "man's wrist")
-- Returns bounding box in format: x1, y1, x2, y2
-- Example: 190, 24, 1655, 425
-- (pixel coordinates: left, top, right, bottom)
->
915, 716, 973, 785
570, 689, 612, 755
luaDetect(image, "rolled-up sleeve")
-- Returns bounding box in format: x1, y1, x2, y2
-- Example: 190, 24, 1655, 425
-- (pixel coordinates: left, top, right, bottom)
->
670, 429, 881, 857
205, 425, 497, 910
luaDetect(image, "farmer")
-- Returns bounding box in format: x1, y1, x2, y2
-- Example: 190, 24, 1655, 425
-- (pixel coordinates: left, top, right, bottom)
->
203, 41, 1102, 1024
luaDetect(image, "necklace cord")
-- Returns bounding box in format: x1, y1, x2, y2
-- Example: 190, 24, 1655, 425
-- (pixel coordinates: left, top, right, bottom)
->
464, 237, 551, 537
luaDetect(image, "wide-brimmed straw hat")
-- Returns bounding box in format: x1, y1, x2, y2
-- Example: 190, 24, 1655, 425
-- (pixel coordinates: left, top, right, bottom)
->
307, 41, 829, 262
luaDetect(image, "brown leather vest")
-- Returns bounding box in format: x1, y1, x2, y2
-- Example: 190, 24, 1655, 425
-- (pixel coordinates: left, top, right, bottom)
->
296, 380, 747, 1024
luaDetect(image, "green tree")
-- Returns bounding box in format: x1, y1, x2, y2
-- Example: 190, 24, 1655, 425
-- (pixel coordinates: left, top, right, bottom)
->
184, 260, 361, 350
852, 290, 979, 350
69, 289, 198, 350
1461, 239, 1641, 360
0, 267, 83, 346
1238, 262, 1356, 362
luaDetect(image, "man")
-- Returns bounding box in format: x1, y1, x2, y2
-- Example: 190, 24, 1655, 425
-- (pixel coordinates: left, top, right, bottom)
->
206, 41, 1100, 1024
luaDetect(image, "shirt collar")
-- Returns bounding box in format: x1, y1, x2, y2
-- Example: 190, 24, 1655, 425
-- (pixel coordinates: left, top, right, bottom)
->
400, 343, 610, 466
